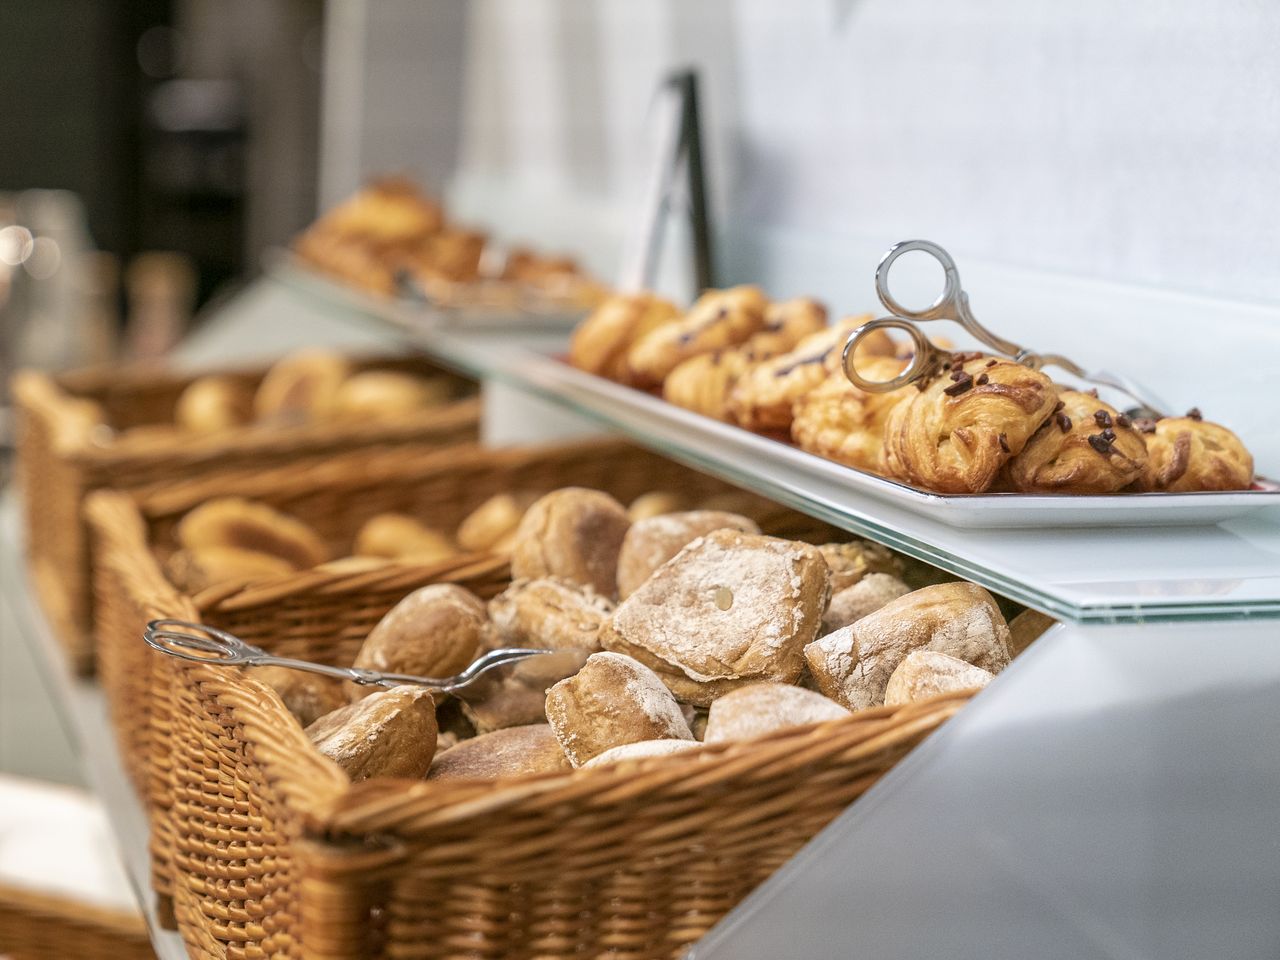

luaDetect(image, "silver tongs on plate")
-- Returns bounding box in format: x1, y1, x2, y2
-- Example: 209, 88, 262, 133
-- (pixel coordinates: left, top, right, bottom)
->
144, 619, 586, 698
841, 239, 1170, 417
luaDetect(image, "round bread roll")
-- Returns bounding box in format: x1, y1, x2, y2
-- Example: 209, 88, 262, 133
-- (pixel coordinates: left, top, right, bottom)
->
456, 491, 540, 553
626, 491, 687, 522
353, 513, 456, 564
615, 510, 761, 599
600, 530, 831, 706
177, 498, 329, 569
545, 652, 693, 767
583, 739, 703, 768
703, 682, 849, 744
332, 370, 451, 420
509, 488, 631, 597
174, 376, 253, 432
883, 650, 995, 706
804, 582, 1011, 711
427, 724, 571, 781
255, 665, 348, 728
817, 541, 903, 592
821, 572, 912, 633
253, 349, 351, 423
488, 578, 614, 651
352, 584, 493, 697
163, 546, 296, 594
306, 685, 437, 781
1008, 608, 1056, 655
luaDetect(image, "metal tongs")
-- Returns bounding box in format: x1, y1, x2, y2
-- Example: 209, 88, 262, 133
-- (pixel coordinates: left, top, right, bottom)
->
144, 619, 585, 697
841, 239, 1170, 416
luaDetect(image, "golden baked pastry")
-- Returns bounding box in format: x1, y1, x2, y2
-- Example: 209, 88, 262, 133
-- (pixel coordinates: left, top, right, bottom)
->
882, 650, 994, 707
427, 724, 570, 781
625, 285, 768, 388
729, 315, 889, 432
331, 371, 451, 420
255, 665, 348, 728
821, 572, 911, 634
568, 292, 682, 383
164, 546, 296, 594
626, 491, 687, 522
545, 652, 694, 767
790, 357, 912, 471
177, 498, 329, 569
352, 584, 493, 695
1139, 414, 1254, 492
253, 350, 352, 424
306, 685, 437, 781
353, 513, 456, 564
662, 348, 758, 422
881, 356, 1058, 493
816, 541, 903, 592
173, 376, 253, 433
615, 510, 761, 600
804, 582, 1011, 710
509, 488, 631, 597
741, 297, 829, 357
488, 578, 614, 651
600, 530, 830, 706
582, 739, 703, 768
1007, 390, 1147, 493
456, 491, 540, 553
305, 177, 444, 248
702, 682, 848, 744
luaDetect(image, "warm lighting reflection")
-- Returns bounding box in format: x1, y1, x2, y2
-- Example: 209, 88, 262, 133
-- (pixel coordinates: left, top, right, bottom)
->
0, 225, 34, 265
24, 236, 62, 279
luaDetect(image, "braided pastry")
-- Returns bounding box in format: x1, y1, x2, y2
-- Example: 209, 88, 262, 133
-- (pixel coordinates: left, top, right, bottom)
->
568, 292, 681, 383
741, 298, 828, 358
1006, 390, 1148, 493
626, 285, 767, 387
789, 357, 910, 471
1139, 414, 1254, 491
882, 356, 1058, 493
662, 348, 758, 421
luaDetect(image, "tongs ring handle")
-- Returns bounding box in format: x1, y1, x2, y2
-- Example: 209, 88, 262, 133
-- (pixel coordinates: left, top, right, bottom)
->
843, 318, 940, 393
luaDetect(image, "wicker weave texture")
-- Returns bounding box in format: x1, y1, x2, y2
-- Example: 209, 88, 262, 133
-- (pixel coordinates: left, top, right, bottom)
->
0, 882, 154, 960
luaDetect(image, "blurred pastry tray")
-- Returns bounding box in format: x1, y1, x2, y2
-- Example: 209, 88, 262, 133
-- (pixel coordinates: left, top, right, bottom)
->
543, 363, 1280, 529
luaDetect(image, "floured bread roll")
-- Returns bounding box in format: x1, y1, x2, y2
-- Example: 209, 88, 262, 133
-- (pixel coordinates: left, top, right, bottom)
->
1139, 415, 1254, 492
821, 572, 911, 633
510, 488, 631, 596
817, 541, 903, 592
255, 665, 347, 728
253, 349, 351, 423
488, 578, 614, 651
583, 739, 703, 768
306, 685, 437, 781
615, 510, 761, 599
703, 682, 848, 744
804, 582, 1011, 710
354, 512, 456, 563
456, 491, 540, 553
331, 370, 451, 420
174, 376, 253, 432
177, 498, 328, 569
1007, 390, 1147, 493
883, 650, 995, 706
427, 724, 570, 781
626, 285, 768, 388
600, 530, 831, 706
545, 652, 693, 767
164, 546, 295, 593
352, 584, 493, 695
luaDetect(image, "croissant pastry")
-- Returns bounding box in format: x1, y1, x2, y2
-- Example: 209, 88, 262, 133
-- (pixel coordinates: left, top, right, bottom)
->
625, 285, 768, 387
1139, 414, 1254, 491
1006, 390, 1148, 493
569, 292, 681, 383
740, 298, 829, 358
790, 357, 911, 471
882, 356, 1058, 493
663, 348, 759, 422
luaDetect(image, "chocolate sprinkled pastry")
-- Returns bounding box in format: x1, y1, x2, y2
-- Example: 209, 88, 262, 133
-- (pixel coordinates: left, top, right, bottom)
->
998, 432, 1010, 453
985, 358, 998, 367
976, 373, 989, 385
1087, 434, 1113, 455
1134, 418, 1158, 434
1116, 413, 1131, 428
1187, 407, 1203, 421
1094, 410, 1112, 428
1056, 413, 1072, 432
942, 378, 974, 397
1054, 399, 1065, 413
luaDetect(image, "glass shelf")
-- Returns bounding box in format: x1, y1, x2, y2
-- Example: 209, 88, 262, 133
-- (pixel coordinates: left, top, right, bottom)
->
267, 262, 1280, 624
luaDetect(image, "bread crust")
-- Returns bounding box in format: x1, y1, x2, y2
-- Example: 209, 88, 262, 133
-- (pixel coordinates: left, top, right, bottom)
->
510, 488, 631, 597
306, 685, 437, 781
616, 510, 760, 599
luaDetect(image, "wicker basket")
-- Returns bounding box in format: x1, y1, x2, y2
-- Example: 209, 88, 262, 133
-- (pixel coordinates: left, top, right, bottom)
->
0, 881, 154, 960
13, 352, 478, 674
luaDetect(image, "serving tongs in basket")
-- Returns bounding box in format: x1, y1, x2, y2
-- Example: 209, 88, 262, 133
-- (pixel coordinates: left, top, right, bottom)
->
842, 239, 1171, 418
144, 619, 589, 699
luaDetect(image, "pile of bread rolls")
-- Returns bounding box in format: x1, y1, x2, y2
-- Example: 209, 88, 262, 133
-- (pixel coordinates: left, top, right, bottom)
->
293, 176, 606, 308
242, 486, 1051, 783
569, 289, 1256, 495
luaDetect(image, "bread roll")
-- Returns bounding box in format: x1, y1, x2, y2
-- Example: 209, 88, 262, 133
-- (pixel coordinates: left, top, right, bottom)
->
545, 652, 693, 767
817, 541, 903, 592
253, 349, 351, 423
883, 650, 994, 706
177, 498, 328, 569
510, 488, 631, 596
488, 578, 614, 651
821, 572, 911, 633
1008, 608, 1056, 655
331, 370, 450, 420
456, 491, 540, 552
583, 739, 703, 768
626, 491, 686, 522
174, 376, 253, 432
306, 685, 437, 781
352, 584, 493, 696
164, 547, 295, 593
703, 682, 849, 744
804, 582, 1011, 710
427, 724, 571, 781
600, 530, 831, 706
615, 510, 761, 599
353, 513, 456, 563
255, 665, 347, 728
